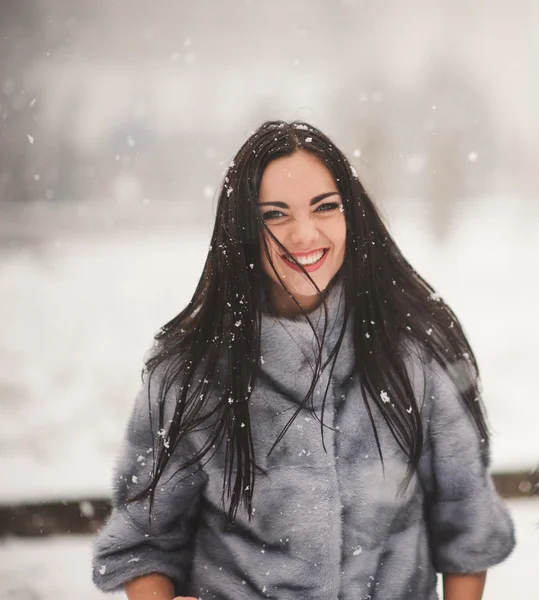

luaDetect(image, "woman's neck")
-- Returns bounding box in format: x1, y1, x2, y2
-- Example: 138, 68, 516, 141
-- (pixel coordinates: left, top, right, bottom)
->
266, 279, 337, 319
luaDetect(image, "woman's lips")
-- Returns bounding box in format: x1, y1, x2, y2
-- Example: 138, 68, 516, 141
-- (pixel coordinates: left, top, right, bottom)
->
281, 248, 329, 273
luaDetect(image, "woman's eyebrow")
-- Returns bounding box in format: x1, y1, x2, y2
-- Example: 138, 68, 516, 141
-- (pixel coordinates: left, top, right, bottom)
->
258, 191, 340, 208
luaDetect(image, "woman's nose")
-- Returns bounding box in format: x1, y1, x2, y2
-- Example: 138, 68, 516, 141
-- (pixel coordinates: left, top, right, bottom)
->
288, 216, 319, 247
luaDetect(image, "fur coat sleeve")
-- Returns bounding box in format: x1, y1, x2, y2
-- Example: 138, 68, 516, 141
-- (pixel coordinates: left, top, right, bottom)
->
419, 353, 515, 573
91, 363, 208, 592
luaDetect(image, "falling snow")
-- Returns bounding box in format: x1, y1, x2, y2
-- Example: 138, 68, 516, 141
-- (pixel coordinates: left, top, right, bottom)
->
0, 11, 536, 600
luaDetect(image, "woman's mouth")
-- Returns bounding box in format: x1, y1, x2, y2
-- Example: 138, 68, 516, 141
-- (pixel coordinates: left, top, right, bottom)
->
281, 248, 329, 273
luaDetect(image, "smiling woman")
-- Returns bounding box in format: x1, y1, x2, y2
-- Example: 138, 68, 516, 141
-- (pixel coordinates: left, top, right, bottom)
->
92, 121, 515, 600
258, 150, 347, 315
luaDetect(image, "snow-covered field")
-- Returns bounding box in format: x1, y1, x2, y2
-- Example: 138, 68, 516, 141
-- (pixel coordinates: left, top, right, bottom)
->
0, 197, 537, 504
1, 499, 537, 600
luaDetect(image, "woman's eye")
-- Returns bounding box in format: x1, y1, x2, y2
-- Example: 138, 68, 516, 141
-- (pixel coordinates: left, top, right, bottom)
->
316, 202, 340, 213
262, 210, 286, 221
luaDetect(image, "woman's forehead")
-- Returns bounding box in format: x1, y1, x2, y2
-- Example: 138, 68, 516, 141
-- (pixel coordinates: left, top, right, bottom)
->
259, 151, 337, 202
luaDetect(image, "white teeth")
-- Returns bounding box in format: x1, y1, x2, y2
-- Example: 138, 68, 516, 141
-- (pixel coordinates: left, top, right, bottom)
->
288, 249, 325, 265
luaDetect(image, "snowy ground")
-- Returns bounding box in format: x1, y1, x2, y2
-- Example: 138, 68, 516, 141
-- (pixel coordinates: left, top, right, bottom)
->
0, 499, 537, 600
0, 197, 537, 504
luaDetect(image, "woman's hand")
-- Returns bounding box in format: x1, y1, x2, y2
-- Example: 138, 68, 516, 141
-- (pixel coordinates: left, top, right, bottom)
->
124, 574, 198, 600
443, 572, 487, 599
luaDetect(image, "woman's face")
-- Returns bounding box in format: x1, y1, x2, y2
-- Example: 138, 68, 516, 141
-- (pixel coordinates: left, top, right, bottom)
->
258, 150, 346, 315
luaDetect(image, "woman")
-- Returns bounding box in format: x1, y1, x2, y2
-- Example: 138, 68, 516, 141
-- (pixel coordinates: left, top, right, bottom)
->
92, 121, 515, 600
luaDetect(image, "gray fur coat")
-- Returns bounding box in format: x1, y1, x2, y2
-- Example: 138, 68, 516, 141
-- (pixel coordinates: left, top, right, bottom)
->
92, 281, 515, 599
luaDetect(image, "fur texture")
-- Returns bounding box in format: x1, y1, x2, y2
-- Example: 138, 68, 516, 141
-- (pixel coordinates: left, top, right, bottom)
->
92, 282, 515, 599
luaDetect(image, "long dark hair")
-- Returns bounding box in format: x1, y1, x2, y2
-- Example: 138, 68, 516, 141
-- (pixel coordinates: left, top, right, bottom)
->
128, 120, 488, 523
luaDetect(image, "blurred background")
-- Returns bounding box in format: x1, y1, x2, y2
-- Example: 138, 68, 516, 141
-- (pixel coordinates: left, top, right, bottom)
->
0, 1, 537, 598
